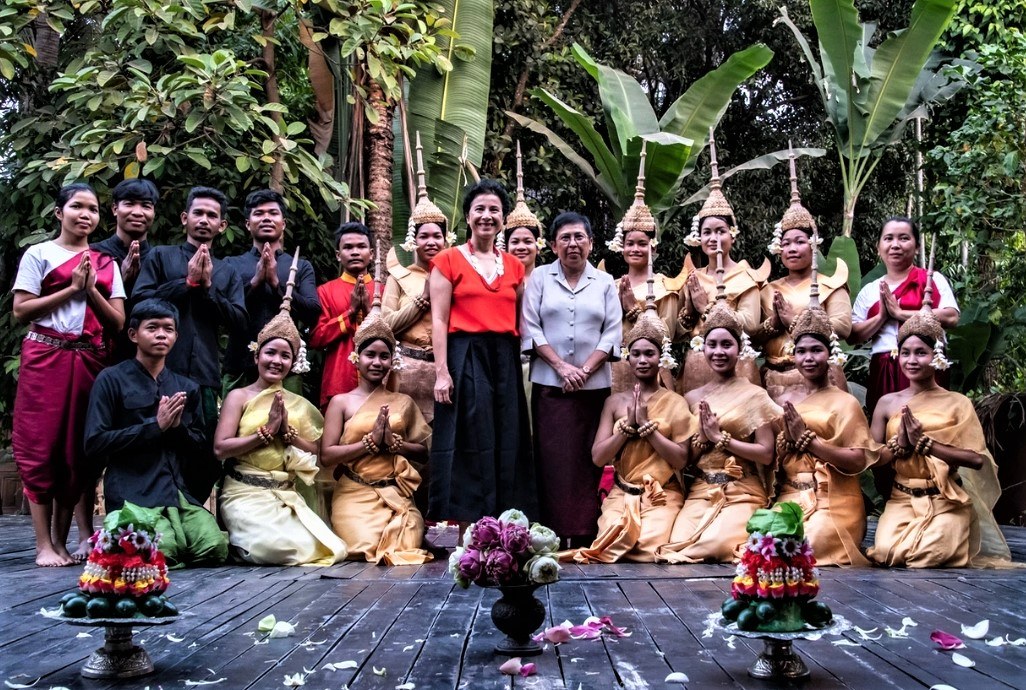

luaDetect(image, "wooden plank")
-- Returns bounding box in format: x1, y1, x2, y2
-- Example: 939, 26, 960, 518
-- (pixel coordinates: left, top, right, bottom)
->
403, 583, 489, 689
545, 580, 620, 689
453, 585, 515, 690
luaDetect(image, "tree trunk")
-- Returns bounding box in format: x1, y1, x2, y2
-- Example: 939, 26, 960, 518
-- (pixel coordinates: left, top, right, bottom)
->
259, 9, 284, 191
31, 14, 61, 67
366, 79, 395, 252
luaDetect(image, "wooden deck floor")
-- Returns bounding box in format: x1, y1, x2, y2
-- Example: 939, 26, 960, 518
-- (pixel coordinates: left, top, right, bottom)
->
1, 515, 1025, 689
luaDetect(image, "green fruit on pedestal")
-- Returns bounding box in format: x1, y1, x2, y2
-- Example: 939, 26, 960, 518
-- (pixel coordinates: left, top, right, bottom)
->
737, 607, 760, 631
114, 598, 138, 618
139, 595, 164, 617
59, 592, 79, 606
159, 600, 178, 617
803, 601, 832, 627
86, 597, 111, 618
63, 596, 87, 618
722, 598, 747, 622
756, 601, 777, 622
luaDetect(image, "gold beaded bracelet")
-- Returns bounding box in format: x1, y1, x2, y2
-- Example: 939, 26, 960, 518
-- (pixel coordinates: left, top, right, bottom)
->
624, 307, 642, 323
387, 432, 404, 454
637, 421, 658, 438
886, 435, 912, 458
615, 419, 639, 437
362, 433, 380, 455
914, 435, 935, 456
677, 308, 697, 332
691, 434, 713, 453
256, 425, 274, 446
280, 424, 299, 445
413, 295, 430, 311
795, 430, 817, 453
714, 431, 732, 452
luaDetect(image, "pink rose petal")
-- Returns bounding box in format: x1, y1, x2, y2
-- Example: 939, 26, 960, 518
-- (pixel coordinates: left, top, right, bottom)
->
519, 663, 537, 677
498, 658, 522, 675
597, 616, 631, 637
533, 624, 573, 644
930, 630, 966, 650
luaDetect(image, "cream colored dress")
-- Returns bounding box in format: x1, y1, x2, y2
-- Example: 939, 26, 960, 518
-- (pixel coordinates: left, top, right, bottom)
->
219, 385, 348, 566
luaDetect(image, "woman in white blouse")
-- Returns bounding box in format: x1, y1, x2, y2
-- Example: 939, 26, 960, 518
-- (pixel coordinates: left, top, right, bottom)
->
522, 212, 622, 546
849, 216, 959, 415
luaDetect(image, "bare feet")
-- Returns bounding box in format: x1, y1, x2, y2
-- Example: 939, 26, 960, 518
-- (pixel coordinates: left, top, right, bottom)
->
36, 546, 74, 567
71, 539, 91, 562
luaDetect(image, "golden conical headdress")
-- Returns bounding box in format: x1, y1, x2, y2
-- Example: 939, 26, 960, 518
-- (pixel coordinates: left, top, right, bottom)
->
620, 141, 657, 236
623, 202, 675, 369
898, 235, 945, 347
504, 141, 542, 234
402, 132, 447, 251
701, 237, 744, 342
780, 143, 816, 233
789, 227, 834, 344
696, 127, 736, 225
255, 248, 311, 373
354, 239, 397, 353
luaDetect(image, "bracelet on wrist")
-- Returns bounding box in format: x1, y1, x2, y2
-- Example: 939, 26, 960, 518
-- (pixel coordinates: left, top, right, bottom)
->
280, 424, 299, 445
795, 429, 817, 453
615, 419, 638, 437
256, 425, 274, 446
914, 435, 934, 456
714, 431, 732, 452
362, 432, 380, 455
387, 432, 404, 454
637, 420, 658, 438
886, 435, 912, 458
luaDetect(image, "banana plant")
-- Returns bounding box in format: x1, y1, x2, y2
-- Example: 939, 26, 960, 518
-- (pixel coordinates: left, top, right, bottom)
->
776, 0, 969, 239
509, 41, 774, 229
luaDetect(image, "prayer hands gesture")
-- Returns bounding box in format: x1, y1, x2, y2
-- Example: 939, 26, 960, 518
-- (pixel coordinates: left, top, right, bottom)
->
187, 244, 213, 288
618, 276, 636, 313
71, 252, 94, 292
157, 392, 187, 431
698, 400, 723, 445
783, 401, 807, 443
686, 273, 708, 315
372, 404, 391, 449
252, 242, 279, 289
122, 241, 141, 284
900, 406, 924, 447
879, 282, 909, 322
350, 273, 369, 320
267, 391, 287, 435
773, 290, 794, 330
631, 383, 649, 426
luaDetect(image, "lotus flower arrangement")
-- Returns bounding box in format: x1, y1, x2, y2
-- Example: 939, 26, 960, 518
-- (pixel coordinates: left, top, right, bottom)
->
449, 509, 561, 589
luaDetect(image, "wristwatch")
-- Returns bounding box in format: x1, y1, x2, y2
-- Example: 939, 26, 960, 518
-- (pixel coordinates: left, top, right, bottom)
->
582, 365, 593, 376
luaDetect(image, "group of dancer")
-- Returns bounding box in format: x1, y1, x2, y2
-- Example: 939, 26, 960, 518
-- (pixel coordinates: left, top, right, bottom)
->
11, 133, 1011, 572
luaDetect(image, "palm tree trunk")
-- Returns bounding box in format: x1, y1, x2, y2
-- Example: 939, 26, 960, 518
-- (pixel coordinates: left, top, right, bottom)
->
259, 8, 284, 191
366, 79, 395, 249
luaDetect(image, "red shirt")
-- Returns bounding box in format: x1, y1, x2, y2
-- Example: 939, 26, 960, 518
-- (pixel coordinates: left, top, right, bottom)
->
309, 272, 374, 407
432, 246, 525, 336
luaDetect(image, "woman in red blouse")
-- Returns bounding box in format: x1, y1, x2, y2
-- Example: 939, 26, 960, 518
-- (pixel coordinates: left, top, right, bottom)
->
427, 180, 537, 523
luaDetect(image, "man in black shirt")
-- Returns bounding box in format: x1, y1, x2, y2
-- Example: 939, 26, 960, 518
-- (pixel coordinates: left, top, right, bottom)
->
133, 186, 247, 499
223, 189, 320, 389
84, 299, 227, 567
90, 178, 157, 297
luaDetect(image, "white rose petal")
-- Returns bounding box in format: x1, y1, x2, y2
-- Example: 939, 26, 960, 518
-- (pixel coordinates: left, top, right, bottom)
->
960, 620, 989, 640
986, 637, 1006, 647
664, 672, 690, 683
951, 653, 975, 668
929, 686, 959, 690
269, 621, 296, 638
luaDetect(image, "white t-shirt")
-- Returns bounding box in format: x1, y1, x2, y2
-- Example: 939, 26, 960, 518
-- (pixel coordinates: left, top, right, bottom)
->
12, 241, 126, 336
851, 271, 958, 354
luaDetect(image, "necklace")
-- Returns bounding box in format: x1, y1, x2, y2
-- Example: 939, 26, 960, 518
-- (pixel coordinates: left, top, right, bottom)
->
461, 242, 504, 282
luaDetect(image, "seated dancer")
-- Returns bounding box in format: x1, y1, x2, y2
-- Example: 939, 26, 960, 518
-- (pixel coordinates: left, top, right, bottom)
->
84, 299, 227, 568
564, 290, 696, 563
657, 240, 781, 564
869, 243, 1010, 568
214, 252, 347, 566
756, 148, 851, 403
770, 240, 877, 566
321, 293, 433, 565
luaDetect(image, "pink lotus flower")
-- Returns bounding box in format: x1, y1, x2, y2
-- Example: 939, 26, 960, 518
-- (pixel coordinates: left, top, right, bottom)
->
499, 524, 531, 555
931, 630, 966, 650
457, 549, 485, 582
470, 517, 502, 549
484, 548, 517, 584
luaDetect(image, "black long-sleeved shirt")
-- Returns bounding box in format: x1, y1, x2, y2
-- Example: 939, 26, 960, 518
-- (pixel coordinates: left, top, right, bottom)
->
222, 246, 321, 376
133, 243, 247, 387
91, 235, 152, 362
85, 359, 208, 511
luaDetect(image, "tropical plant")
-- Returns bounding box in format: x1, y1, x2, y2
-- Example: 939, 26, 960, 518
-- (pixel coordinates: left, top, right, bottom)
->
775, 0, 969, 241
312, 0, 455, 246
509, 42, 774, 229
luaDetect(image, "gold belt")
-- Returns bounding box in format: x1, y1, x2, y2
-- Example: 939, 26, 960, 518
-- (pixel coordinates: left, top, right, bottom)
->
397, 344, 434, 362
614, 473, 644, 496
26, 330, 103, 351
894, 481, 939, 498
786, 478, 817, 491
702, 472, 735, 485
340, 463, 397, 488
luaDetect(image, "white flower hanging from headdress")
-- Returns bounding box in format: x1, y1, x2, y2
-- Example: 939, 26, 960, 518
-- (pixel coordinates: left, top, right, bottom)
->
930, 341, 952, 371
606, 222, 625, 252
446, 230, 457, 245
620, 345, 630, 360
248, 341, 259, 354
495, 231, 506, 251
392, 347, 405, 372
782, 339, 795, 358
827, 332, 848, 367
685, 216, 702, 247
536, 236, 547, 251
689, 335, 705, 352
767, 222, 783, 255
348, 350, 360, 364
739, 332, 761, 361
659, 336, 677, 369
292, 342, 311, 374
401, 219, 417, 252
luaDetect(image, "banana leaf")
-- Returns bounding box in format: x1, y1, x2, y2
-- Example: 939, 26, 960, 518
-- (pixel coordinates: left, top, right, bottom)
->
682, 147, 826, 206
819, 234, 862, 301
622, 133, 694, 215
854, 0, 957, 148
811, 0, 867, 133
571, 43, 659, 162
659, 43, 775, 174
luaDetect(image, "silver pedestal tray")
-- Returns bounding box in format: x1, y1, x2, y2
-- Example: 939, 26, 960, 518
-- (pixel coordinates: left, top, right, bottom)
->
709, 612, 851, 681
55, 614, 182, 679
